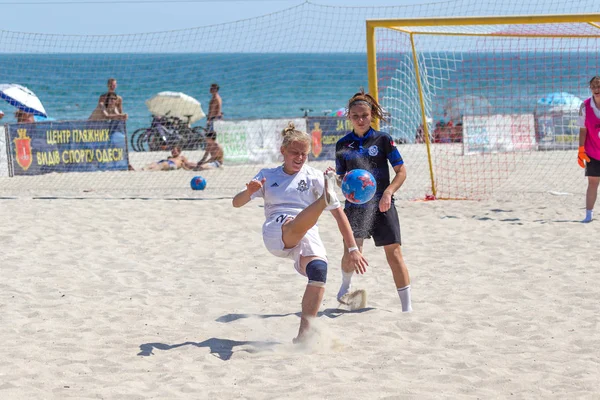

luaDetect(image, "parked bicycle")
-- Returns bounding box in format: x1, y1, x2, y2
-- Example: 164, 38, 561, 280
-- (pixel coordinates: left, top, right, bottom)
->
130, 114, 208, 152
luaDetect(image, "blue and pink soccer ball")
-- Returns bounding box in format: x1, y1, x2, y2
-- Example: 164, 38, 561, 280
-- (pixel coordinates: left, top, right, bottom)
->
190, 176, 207, 190
341, 169, 376, 204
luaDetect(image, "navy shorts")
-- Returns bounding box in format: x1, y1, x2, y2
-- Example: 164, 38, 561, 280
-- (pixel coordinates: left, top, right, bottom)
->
344, 203, 401, 247
585, 156, 600, 177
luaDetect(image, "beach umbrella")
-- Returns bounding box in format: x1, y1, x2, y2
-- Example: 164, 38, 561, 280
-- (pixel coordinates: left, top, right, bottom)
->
0, 83, 47, 117
145, 91, 205, 124
329, 107, 346, 117
444, 95, 493, 120
537, 92, 582, 112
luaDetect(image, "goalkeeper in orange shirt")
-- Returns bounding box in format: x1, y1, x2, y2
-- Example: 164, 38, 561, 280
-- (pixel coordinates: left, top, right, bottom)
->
577, 76, 600, 223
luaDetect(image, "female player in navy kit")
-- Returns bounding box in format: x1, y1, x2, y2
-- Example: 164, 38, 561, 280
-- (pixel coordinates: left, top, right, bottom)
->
335, 90, 412, 312
233, 122, 368, 342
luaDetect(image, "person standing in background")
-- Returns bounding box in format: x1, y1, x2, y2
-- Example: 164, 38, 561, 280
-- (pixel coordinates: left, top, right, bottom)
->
15, 109, 35, 123
89, 92, 128, 121
98, 78, 123, 114
207, 83, 222, 133
577, 76, 600, 223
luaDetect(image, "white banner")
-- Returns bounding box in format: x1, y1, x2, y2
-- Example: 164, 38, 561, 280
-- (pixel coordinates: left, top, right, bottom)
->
462, 114, 536, 155
214, 118, 306, 164
0, 126, 8, 177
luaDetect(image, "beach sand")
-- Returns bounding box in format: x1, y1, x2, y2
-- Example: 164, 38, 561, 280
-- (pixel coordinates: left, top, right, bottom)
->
1, 172, 599, 399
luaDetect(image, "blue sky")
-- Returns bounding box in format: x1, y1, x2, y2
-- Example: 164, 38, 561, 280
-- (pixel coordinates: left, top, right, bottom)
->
0, 0, 420, 35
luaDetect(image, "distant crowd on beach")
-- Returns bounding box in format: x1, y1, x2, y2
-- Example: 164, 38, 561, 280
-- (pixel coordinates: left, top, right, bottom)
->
1, 78, 224, 130
0, 108, 37, 123
1, 77, 226, 172
87, 78, 226, 172
87, 78, 223, 126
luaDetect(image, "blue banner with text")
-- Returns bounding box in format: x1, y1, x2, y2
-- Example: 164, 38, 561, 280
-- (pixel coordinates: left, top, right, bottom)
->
307, 116, 350, 161
7, 120, 129, 176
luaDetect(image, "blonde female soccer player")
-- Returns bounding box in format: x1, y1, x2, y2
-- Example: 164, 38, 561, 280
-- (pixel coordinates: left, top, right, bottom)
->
334, 89, 412, 312
232, 122, 368, 342
577, 76, 600, 223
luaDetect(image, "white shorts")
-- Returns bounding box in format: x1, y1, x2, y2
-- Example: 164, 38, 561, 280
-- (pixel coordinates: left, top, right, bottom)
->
262, 213, 328, 275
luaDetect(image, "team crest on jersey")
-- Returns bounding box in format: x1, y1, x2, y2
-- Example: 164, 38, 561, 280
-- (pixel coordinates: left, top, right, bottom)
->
368, 145, 379, 156
296, 179, 309, 192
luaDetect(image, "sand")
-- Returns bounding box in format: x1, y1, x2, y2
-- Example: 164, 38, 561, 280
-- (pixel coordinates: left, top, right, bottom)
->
0, 173, 598, 399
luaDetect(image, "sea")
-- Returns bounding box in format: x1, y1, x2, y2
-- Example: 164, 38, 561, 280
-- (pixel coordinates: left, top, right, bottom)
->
0, 52, 597, 143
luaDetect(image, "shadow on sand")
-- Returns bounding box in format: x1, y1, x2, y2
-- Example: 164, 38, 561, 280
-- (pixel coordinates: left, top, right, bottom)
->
215, 307, 376, 323
138, 337, 280, 360
138, 308, 376, 360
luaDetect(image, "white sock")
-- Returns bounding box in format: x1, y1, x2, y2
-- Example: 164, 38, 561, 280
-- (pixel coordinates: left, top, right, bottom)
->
397, 285, 413, 312
583, 209, 593, 223
337, 270, 354, 300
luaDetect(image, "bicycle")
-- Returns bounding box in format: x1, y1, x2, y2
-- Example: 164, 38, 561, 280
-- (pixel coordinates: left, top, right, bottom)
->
178, 115, 208, 151
130, 115, 168, 152
130, 114, 207, 152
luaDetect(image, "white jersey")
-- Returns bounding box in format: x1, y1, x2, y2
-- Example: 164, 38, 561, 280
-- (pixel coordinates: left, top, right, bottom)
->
249, 164, 340, 219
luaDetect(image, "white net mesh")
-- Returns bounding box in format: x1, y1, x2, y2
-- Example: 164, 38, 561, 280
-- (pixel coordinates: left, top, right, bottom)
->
0, 1, 599, 199
374, 16, 600, 199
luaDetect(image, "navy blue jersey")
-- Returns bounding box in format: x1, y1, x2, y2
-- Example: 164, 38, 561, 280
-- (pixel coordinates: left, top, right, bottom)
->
335, 128, 403, 206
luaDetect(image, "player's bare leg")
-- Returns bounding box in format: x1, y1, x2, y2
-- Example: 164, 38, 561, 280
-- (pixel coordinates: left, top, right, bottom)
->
294, 255, 326, 343
293, 284, 325, 343
384, 243, 412, 312
282, 171, 338, 248
583, 176, 599, 222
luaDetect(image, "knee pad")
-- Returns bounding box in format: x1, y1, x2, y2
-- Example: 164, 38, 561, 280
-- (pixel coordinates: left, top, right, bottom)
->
306, 259, 327, 287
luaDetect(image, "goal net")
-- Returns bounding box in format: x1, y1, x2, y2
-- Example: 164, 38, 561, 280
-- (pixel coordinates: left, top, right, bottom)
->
369, 14, 600, 199
1, 2, 599, 199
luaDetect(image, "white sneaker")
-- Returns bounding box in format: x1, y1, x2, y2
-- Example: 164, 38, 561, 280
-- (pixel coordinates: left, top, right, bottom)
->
323, 170, 339, 207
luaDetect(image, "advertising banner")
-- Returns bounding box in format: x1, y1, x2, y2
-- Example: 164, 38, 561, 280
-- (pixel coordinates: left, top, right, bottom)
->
535, 112, 580, 151
307, 116, 350, 161
214, 118, 306, 164
6, 120, 129, 176
462, 114, 536, 155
